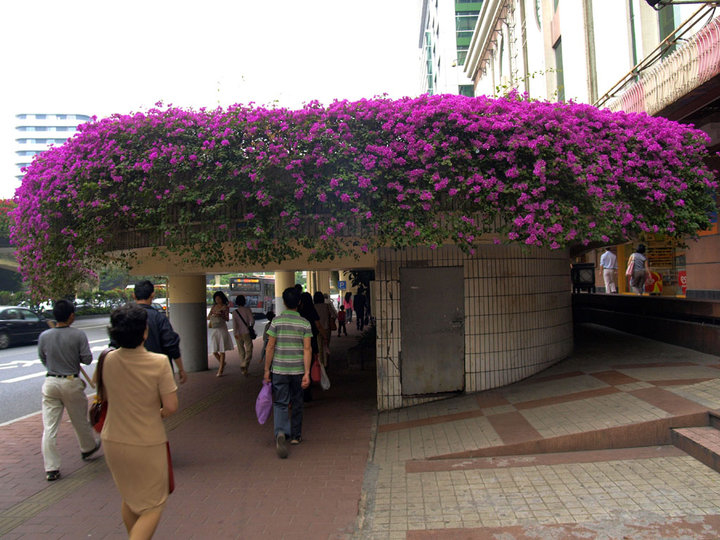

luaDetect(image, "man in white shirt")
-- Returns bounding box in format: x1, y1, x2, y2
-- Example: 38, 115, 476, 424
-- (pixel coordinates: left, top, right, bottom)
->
600, 247, 618, 293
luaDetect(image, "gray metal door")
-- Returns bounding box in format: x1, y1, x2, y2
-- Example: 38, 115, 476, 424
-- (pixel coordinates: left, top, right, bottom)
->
400, 266, 464, 395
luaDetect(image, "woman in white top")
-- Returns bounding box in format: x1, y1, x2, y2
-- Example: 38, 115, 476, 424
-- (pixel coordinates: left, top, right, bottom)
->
207, 291, 234, 376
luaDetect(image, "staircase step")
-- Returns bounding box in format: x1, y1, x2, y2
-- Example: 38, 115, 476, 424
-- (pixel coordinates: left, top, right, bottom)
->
671, 426, 720, 473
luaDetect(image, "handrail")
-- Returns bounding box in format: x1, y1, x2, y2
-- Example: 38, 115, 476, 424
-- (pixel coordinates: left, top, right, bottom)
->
594, 4, 719, 109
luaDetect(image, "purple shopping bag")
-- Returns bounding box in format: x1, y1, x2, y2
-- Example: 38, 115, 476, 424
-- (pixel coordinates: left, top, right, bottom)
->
255, 380, 272, 424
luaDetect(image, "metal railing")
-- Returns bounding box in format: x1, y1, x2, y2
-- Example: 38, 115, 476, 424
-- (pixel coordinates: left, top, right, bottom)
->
594, 4, 720, 113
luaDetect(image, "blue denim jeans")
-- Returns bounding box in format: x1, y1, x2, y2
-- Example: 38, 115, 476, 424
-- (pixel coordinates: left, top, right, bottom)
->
271, 373, 304, 439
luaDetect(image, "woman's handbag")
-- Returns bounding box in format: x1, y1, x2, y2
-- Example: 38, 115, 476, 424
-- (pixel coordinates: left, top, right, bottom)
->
89, 396, 107, 433
89, 347, 113, 433
255, 380, 272, 424
311, 359, 321, 383
625, 255, 635, 278
166, 441, 175, 494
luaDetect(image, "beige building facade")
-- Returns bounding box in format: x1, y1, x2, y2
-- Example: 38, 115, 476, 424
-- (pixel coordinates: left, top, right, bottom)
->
464, 1, 720, 299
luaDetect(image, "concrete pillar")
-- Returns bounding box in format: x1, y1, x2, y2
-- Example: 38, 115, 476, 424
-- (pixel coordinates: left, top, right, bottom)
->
274, 271, 295, 315
314, 271, 331, 295
167, 274, 208, 372
306, 271, 316, 296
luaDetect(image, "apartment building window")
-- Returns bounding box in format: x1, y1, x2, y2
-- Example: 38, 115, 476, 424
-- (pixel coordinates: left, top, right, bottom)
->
457, 45, 469, 65
35, 114, 46, 120
455, 12, 479, 31
425, 30, 435, 94
554, 38, 565, 101
459, 85, 474, 97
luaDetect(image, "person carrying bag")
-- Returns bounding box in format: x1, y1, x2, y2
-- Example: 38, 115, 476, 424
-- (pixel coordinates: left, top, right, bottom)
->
232, 295, 256, 376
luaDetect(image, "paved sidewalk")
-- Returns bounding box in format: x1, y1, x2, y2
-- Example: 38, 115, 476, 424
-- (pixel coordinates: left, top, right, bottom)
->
3, 322, 720, 539
0, 326, 376, 539
359, 324, 720, 539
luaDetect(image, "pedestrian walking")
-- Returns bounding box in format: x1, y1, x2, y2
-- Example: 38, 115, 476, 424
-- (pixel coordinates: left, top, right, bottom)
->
132, 280, 187, 384
207, 291, 234, 377
600, 247, 618, 294
261, 310, 276, 364
626, 244, 650, 295
39, 299, 100, 481
263, 287, 312, 459
343, 292, 353, 323
232, 295, 255, 376
314, 291, 332, 367
337, 305, 348, 336
100, 304, 178, 539
354, 290, 367, 331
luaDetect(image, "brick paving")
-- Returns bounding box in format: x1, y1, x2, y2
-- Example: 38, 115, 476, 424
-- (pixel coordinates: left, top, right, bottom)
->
0, 327, 376, 539
3, 322, 720, 539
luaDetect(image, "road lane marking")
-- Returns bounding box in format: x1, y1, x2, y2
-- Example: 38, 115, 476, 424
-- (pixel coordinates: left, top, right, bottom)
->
1, 371, 46, 383
0, 359, 42, 369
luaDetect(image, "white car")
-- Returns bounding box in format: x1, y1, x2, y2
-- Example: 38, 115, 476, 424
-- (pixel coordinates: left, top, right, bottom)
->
153, 297, 168, 316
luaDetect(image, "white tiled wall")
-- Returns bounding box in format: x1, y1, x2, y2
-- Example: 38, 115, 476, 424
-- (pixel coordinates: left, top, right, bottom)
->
375, 245, 573, 410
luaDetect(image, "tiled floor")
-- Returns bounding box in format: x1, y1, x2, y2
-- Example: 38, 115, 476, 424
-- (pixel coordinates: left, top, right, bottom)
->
357, 324, 720, 539
3, 322, 720, 539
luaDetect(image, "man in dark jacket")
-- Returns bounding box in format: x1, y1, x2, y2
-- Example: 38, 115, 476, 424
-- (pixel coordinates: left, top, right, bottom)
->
133, 280, 187, 384
353, 290, 367, 331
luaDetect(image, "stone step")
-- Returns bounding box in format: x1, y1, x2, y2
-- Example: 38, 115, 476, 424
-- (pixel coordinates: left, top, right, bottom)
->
671, 418, 720, 473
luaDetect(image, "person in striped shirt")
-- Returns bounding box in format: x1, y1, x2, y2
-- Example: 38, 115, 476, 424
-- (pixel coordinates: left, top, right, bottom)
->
263, 287, 312, 459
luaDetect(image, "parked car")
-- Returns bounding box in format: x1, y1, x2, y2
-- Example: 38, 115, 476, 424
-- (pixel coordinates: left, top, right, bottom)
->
151, 302, 168, 316
0, 306, 50, 349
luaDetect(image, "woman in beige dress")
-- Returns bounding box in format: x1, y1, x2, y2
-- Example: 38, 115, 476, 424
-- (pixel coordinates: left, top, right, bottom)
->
207, 291, 234, 376
100, 304, 178, 539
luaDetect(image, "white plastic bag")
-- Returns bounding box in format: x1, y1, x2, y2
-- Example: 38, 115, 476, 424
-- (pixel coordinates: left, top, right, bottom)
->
319, 363, 331, 391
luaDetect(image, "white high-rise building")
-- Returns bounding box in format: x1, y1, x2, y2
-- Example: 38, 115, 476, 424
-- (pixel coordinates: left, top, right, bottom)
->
13, 113, 91, 181
418, 0, 481, 96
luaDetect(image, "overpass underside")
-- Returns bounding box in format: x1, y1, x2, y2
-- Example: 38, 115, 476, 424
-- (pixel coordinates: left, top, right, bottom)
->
124, 242, 575, 411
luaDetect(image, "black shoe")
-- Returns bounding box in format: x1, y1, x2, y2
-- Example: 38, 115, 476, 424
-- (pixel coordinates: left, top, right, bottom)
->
46, 470, 60, 481
276, 432, 288, 459
81, 441, 101, 461
290, 436, 302, 445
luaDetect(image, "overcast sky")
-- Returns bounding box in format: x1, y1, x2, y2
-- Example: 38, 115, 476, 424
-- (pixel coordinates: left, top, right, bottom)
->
0, 0, 422, 199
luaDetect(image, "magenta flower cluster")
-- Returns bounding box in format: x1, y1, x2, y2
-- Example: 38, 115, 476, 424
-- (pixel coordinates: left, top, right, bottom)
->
11, 93, 716, 298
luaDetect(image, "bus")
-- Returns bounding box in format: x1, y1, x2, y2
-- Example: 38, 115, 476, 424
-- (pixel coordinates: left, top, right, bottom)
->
228, 276, 275, 317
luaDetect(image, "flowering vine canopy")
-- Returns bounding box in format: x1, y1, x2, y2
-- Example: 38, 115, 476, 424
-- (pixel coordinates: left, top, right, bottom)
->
11, 93, 717, 298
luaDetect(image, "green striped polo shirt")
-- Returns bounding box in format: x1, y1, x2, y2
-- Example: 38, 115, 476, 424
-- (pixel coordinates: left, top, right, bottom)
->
267, 310, 312, 375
